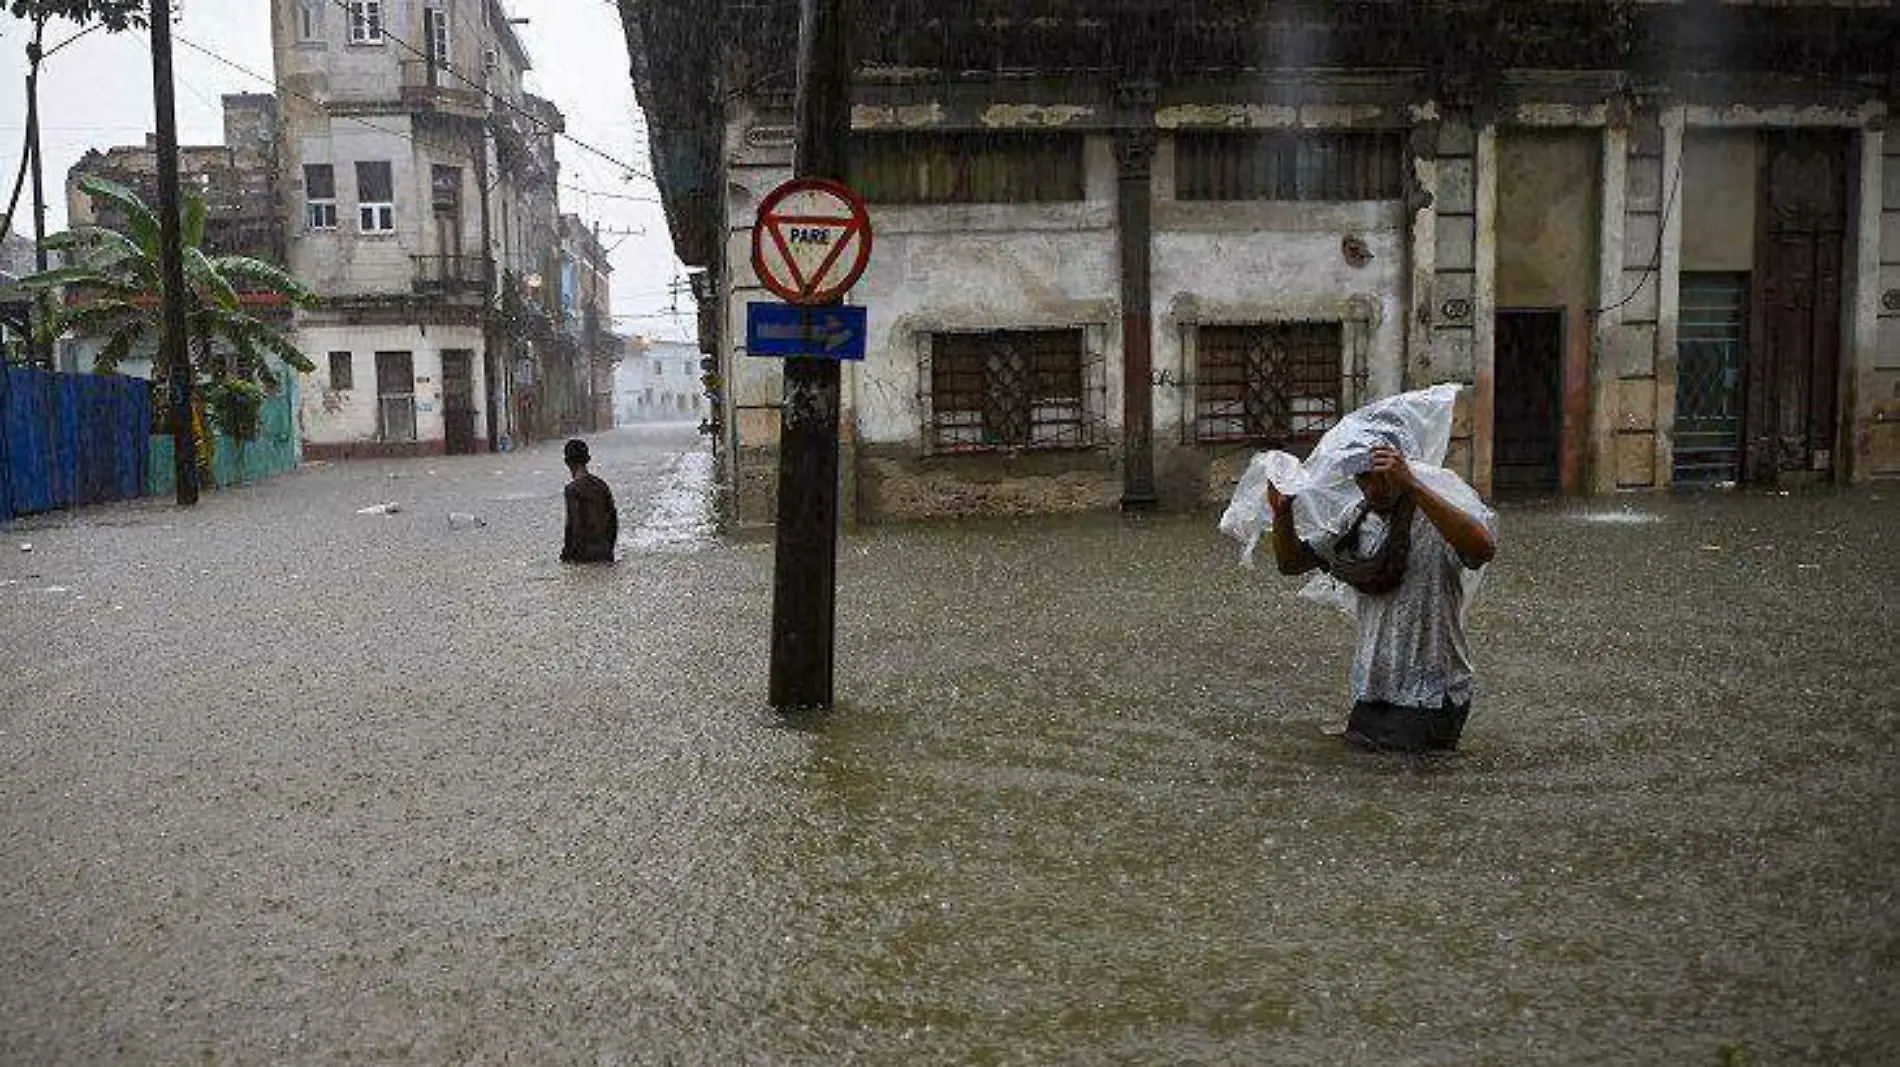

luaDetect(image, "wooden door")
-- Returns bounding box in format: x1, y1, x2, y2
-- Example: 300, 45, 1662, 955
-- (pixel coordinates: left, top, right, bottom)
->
1748, 133, 1844, 483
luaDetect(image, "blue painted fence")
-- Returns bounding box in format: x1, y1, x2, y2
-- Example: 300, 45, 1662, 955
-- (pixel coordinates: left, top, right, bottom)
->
0, 366, 152, 521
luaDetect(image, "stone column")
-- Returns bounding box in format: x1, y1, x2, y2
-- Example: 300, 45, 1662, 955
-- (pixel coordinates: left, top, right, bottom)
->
1652, 109, 1686, 488
1473, 123, 1498, 499
1842, 123, 1886, 484
1588, 125, 1630, 495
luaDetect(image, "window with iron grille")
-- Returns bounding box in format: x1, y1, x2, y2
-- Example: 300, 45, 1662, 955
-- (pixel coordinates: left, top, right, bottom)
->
849, 134, 1085, 205
1176, 132, 1405, 201
1193, 322, 1343, 446
929, 329, 1096, 452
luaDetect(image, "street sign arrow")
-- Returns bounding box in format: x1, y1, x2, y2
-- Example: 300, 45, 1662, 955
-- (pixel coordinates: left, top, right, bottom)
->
746, 302, 868, 361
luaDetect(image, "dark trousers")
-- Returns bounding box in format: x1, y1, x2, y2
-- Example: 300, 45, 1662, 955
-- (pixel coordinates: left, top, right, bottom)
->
1345, 700, 1471, 753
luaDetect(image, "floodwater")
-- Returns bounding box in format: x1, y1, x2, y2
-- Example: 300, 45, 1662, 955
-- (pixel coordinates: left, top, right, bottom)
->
1, 426, 1894, 1064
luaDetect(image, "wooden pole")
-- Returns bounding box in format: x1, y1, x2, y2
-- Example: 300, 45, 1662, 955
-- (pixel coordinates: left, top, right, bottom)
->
768, 0, 850, 711
149, 0, 197, 505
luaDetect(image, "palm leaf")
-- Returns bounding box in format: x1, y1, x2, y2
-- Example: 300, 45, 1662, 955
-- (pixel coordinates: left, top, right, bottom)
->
75, 176, 162, 255
209, 256, 317, 305
184, 247, 240, 310
16, 265, 107, 290
232, 319, 316, 375
182, 192, 207, 251
94, 321, 152, 374
47, 299, 148, 337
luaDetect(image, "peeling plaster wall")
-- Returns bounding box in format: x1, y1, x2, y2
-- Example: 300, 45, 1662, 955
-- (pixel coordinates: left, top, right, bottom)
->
1153, 145, 1406, 506
1682, 131, 1761, 273
1860, 131, 1900, 479
293, 323, 489, 454
1496, 130, 1602, 494
845, 137, 1123, 521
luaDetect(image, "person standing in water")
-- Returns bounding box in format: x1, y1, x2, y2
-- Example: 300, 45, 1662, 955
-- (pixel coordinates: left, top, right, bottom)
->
560, 439, 619, 564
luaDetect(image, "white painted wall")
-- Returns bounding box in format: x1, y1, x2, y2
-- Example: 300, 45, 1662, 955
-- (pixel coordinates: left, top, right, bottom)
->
295, 323, 487, 447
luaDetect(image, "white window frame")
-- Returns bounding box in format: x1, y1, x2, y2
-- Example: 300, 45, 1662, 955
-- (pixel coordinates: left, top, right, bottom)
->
303, 163, 337, 231
424, 2, 451, 70
296, 1, 322, 42
355, 161, 395, 235
347, 1, 384, 45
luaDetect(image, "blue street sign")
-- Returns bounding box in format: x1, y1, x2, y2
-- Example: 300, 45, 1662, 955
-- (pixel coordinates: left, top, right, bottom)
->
745, 302, 868, 361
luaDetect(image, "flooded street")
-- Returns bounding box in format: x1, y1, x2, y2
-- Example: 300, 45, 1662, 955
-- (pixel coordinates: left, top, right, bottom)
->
1, 427, 1894, 1064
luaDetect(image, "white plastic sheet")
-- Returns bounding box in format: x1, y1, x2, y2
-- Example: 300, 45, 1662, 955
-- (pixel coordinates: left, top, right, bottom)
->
1219, 384, 1494, 615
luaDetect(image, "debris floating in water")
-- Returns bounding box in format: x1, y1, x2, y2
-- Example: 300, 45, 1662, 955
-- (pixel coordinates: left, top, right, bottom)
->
1572, 509, 1663, 525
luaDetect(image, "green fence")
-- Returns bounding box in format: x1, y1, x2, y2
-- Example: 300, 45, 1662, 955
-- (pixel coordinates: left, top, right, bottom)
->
147, 380, 301, 496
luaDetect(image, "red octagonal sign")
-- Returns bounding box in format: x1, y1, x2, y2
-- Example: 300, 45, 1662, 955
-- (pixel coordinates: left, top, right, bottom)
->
750, 178, 874, 307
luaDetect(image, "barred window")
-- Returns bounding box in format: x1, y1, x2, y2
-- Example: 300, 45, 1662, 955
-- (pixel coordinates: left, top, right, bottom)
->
930, 329, 1094, 452
1194, 322, 1343, 445
850, 134, 1085, 205
1176, 132, 1405, 201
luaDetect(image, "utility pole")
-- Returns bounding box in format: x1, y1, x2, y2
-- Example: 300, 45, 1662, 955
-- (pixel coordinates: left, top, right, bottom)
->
149, 0, 197, 505
23, 24, 48, 367
767, 0, 851, 711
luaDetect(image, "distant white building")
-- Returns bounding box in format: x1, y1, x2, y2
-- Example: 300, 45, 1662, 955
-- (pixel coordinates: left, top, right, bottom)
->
614, 337, 704, 424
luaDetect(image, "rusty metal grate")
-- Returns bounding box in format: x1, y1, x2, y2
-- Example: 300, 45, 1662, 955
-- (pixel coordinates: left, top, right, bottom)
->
1193, 322, 1342, 446
1177, 131, 1405, 201
928, 329, 1099, 452
850, 134, 1085, 204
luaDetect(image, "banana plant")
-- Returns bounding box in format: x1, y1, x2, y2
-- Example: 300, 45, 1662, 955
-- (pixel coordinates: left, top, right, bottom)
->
20, 175, 317, 440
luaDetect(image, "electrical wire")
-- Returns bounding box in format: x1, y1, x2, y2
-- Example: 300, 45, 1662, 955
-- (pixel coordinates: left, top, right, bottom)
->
318, 0, 655, 183
1592, 146, 1684, 318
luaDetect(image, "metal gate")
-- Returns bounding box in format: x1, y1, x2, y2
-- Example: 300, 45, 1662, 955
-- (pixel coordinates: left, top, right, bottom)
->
375, 351, 417, 443
1673, 274, 1748, 484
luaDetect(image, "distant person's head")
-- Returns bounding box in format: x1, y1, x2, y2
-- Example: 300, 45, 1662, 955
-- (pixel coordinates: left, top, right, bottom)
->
564, 439, 590, 474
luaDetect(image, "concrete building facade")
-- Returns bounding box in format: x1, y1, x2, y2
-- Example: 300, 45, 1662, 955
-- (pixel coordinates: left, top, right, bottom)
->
272, 0, 562, 459
624, 0, 1900, 526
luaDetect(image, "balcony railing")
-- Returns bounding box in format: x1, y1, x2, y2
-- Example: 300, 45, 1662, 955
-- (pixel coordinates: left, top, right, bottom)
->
412, 254, 486, 295
399, 59, 487, 117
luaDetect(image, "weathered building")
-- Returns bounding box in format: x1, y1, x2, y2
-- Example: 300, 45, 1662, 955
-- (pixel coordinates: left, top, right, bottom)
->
273, 0, 561, 458
623, 0, 1900, 525
65, 93, 286, 266
556, 214, 617, 433
60, 94, 291, 377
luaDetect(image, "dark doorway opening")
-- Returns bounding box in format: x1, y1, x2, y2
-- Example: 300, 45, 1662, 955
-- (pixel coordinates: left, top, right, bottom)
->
1494, 309, 1565, 495
442, 350, 477, 455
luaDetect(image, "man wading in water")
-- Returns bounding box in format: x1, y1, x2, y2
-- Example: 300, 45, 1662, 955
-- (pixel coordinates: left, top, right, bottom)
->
1267, 427, 1497, 753
560, 439, 619, 564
